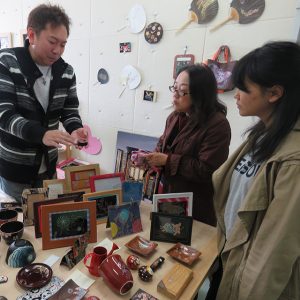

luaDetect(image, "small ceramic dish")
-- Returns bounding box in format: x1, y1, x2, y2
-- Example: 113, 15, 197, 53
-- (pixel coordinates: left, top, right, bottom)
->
166, 243, 201, 265
16, 263, 53, 289
125, 235, 158, 257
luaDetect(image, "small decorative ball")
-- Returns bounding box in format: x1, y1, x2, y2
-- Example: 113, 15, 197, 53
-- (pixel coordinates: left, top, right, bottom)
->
126, 255, 140, 270
86, 297, 100, 300
138, 265, 153, 282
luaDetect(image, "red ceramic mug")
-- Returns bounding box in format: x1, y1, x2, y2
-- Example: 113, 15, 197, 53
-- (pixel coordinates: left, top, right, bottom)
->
84, 246, 107, 277
99, 254, 133, 295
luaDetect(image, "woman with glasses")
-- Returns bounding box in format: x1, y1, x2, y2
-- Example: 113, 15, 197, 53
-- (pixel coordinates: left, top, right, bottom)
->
145, 64, 231, 226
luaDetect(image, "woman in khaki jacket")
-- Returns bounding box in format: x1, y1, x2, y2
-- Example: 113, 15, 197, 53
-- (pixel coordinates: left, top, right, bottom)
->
206, 41, 300, 300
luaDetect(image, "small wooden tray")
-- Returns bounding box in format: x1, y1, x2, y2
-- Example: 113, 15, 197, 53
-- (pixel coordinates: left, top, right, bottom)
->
167, 242, 201, 265
157, 263, 193, 299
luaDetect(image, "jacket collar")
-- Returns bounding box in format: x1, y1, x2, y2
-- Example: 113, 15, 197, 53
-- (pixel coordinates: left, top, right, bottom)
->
214, 118, 300, 253
14, 39, 68, 92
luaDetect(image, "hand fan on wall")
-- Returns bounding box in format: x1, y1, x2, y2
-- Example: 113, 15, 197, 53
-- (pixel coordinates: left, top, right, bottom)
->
119, 65, 141, 98
176, 0, 219, 34
128, 4, 147, 33
210, 0, 265, 32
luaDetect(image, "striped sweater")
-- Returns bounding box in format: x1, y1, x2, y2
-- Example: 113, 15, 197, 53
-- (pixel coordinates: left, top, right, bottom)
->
0, 42, 83, 183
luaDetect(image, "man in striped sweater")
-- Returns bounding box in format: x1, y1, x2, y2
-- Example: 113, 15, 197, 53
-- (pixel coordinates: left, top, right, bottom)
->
0, 4, 87, 202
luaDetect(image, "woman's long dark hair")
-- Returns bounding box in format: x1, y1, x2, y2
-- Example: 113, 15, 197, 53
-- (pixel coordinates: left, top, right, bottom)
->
233, 41, 300, 162
178, 64, 227, 124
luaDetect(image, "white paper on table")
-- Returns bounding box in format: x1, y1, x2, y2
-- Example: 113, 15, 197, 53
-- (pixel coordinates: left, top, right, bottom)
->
43, 254, 60, 267
66, 269, 95, 290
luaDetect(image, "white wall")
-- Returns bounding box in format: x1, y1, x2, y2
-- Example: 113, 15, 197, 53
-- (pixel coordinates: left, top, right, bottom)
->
0, 0, 297, 173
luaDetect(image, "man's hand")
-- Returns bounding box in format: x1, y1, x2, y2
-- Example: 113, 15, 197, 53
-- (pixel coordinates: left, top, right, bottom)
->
71, 128, 88, 149
145, 152, 168, 167
42, 130, 76, 147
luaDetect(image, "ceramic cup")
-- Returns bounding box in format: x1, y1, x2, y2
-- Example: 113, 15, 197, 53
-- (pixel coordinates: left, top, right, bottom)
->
84, 246, 107, 277
0, 220, 24, 245
0, 209, 18, 225
99, 254, 133, 295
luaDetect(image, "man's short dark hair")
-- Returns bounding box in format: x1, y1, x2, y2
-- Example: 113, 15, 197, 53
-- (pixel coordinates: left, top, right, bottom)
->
27, 4, 71, 36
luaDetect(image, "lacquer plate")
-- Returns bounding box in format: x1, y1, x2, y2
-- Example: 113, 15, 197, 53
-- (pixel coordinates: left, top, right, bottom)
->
16, 263, 53, 289
166, 243, 201, 265
125, 235, 158, 256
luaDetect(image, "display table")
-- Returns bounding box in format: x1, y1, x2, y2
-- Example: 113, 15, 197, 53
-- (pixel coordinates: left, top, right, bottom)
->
0, 201, 217, 299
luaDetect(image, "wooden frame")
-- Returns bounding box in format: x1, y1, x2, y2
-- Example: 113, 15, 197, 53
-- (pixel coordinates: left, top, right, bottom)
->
0, 32, 12, 49
22, 188, 48, 226
43, 179, 67, 198
83, 189, 122, 224
153, 192, 193, 216
41, 201, 97, 250
33, 194, 84, 238
89, 172, 125, 192
65, 164, 100, 193
150, 212, 193, 245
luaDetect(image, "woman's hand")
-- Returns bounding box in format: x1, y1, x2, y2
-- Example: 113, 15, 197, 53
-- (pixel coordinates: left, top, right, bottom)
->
145, 152, 168, 167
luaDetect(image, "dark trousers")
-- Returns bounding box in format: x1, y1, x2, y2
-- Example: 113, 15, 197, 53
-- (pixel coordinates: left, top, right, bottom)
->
205, 258, 223, 300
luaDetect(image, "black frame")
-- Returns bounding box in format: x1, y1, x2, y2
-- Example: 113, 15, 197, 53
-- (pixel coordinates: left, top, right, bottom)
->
150, 212, 193, 245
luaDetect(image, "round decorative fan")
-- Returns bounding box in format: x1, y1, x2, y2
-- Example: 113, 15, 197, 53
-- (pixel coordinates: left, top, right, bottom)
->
144, 22, 163, 44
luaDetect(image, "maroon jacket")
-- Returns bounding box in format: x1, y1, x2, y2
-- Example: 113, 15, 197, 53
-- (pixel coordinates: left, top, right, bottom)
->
156, 111, 231, 226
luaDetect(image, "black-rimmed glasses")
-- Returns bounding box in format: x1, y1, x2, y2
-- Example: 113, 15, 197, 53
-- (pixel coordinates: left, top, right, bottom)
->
169, 85, 190, 97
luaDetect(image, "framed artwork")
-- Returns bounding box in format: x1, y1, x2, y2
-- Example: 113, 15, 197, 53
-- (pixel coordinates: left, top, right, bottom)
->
33, 194, 83, 238
107, 202, 143, 239
153, 192, 193, 216
58, 191, 85, 200
173, 54, 195, 79
21, 188, 48, 226
65, 164, 100, 193
90, 172, 125, 192
0, 32, 12, 49
41, 201, 97, 250
83, 189, 122, 224
122, 181, 143, 202
150, 212, 193, 245
43, 179, 67, 199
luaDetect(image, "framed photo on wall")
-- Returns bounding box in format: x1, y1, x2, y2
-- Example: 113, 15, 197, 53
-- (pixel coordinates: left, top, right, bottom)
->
83, 189, 122, 224
41, 201, 97, 250
153, 192, 193, 216
65, 164, 100, 193
150, 212, 193, 245
89, 172, 125, 192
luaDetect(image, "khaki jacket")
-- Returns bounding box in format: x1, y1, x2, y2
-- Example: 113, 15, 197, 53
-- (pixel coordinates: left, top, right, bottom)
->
213, 119, 300, 300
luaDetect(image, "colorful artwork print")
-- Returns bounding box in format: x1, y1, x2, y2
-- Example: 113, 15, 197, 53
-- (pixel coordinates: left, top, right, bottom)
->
157, 198, 188, 215
49, 209, 89, 240
108, 202, 143, 239
130, 288, 158, 300
150, 212, 193, 245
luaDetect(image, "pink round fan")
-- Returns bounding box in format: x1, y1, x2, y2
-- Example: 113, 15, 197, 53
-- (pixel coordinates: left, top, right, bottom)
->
82, 125, 102, 155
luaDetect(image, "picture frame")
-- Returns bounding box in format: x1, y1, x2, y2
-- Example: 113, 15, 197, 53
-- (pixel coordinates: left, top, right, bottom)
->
90, 172, 125, 192
83, 189, 122, 224
153, 192, 193, 216
0, 32, 12, 49
107, 201, 143, 239
21, 188, 48, 226
143, 90, 157, 102
43, 179, 67, 199
173, 54, 195, 79
150, 212, 193, 245
33, 194, 83, 238
41, 201, 97, 250
65, 164, 100, 193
